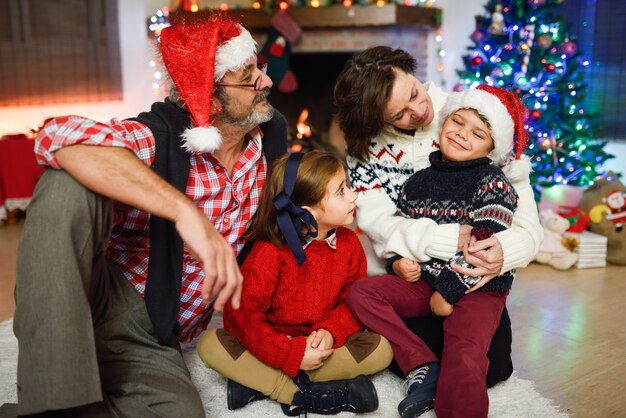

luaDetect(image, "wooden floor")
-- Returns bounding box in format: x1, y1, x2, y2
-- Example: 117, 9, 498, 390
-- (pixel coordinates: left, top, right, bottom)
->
1, 222, 625, 417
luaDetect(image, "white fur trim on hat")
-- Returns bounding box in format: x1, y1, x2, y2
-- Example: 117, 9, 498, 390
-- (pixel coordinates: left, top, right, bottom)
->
501, 155, 532, 183
439, 89, 514, 164
181, 126, 223, 154
214, 25, 257, 81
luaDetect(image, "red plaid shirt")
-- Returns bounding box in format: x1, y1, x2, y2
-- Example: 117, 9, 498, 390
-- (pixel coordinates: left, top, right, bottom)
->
35, 115, 267, 341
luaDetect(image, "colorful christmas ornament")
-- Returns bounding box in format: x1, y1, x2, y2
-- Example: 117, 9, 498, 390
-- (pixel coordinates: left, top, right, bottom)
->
545, 63, 556, 72
531, 109, 541, 119
537, 34, 553, 48
559, 40, 577, 57
471, 56, 484, 67
471, 30, 485, 42
539, 137, 553, 151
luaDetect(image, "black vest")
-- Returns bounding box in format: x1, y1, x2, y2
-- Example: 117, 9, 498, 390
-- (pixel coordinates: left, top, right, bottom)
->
128, 99, 287, 345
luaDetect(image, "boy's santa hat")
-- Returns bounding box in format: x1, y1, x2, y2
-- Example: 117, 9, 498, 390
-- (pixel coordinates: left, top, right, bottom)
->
439, 84, 529, 166
159, 15, 257, 154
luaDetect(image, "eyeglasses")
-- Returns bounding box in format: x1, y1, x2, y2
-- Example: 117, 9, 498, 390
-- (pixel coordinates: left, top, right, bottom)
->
216, 62, 268, 91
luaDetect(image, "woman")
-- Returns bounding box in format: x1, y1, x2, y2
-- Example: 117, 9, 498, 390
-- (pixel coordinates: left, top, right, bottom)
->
334, 46, 542, 418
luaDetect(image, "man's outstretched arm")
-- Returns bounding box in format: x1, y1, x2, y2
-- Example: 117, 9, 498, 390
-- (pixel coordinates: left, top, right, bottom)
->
55, 144, 243, 311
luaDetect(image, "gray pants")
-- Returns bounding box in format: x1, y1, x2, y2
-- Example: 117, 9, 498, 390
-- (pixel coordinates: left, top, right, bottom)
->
14, 170, 205, 417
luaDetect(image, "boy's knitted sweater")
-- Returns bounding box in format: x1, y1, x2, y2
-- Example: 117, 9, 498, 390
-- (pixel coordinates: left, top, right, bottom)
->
223, 227, 366, 377
346, 83, 541, 276
396, 151, 518, 304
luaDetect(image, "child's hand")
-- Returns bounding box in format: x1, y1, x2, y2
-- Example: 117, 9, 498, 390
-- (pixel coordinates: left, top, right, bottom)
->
430, 291, 454, 317
300, 333, 334, 371
392, 258, 421, 282
309, 329, 334, 350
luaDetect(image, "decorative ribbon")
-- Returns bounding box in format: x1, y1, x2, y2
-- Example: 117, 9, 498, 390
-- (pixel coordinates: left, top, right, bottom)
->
273, 153, 318, 264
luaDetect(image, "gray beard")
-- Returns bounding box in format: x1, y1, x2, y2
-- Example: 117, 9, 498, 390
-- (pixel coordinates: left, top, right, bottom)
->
221, 90, 275, 128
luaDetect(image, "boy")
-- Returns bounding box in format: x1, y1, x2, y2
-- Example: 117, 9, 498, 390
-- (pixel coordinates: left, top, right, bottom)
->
348, 85, 534, 418
389, 85, 530, 316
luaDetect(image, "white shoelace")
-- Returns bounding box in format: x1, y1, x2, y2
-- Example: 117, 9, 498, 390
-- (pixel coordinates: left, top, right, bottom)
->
402, 365, 430, 395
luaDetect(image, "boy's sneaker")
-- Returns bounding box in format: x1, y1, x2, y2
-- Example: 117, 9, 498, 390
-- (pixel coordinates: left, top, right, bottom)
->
227, 379, 268, 410
397, 362, 440, 418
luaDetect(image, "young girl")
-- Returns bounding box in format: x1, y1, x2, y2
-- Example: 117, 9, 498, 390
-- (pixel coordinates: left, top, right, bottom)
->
197, 151, 393, 416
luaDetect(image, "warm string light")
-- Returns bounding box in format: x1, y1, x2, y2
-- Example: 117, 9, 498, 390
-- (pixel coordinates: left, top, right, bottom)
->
147, 8, 172, 98
434, 29, 445, 87
146, 0, 438, 97
167, 0, 437, 11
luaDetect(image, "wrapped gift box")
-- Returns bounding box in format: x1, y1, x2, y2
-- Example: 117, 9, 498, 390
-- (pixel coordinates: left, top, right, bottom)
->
564, 231, 608, 269
564, 231, 607, 268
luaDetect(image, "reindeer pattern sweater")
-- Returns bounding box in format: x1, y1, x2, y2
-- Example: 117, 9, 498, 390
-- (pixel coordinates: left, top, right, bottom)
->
223, 226, 366, 377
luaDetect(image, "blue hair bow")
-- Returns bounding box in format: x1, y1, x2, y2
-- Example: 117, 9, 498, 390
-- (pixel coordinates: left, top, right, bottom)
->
273, 153, 318, 265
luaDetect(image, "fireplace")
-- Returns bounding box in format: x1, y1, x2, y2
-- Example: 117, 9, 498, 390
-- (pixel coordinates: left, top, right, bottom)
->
267, 52, 351, 154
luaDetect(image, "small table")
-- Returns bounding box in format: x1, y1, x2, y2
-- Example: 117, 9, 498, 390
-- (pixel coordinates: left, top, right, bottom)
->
0, 135, 45, 224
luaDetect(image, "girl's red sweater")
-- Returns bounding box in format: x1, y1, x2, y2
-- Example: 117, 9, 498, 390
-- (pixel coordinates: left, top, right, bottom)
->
223, 226, 367, 377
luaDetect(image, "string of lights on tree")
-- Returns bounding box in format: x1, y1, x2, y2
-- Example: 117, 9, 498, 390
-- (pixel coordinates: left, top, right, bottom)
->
456, 0, 613, 197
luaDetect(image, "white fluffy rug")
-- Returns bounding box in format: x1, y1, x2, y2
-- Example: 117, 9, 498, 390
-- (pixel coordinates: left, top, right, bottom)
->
0, 319, 567, 417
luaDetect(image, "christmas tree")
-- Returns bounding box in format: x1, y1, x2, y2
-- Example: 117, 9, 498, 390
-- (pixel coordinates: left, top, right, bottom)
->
456, 0, 613, 198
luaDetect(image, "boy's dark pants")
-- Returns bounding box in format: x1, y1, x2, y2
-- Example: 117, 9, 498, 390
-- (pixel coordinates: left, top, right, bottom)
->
14, 170, 204, 417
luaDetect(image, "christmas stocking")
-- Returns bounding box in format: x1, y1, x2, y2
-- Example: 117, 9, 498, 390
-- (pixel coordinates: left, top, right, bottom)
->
260, 12, 302, 94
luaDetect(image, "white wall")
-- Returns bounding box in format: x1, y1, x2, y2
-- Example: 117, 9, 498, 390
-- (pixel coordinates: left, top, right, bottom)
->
0, 0, 155, 135
434, 0, 484, 91
145, 0, 169, 17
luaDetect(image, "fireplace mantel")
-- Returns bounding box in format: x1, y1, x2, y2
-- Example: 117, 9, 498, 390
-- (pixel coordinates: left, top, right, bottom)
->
178, 5, 441, 30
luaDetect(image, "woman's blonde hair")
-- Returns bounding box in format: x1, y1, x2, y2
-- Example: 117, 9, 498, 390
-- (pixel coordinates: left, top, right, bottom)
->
248, 151, 344, 247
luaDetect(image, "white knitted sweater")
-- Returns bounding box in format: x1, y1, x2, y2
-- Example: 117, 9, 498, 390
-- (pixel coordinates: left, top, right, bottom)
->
347, 82, 543, 275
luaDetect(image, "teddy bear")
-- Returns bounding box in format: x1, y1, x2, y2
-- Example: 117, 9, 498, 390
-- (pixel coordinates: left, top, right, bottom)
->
535, 209, 578, 270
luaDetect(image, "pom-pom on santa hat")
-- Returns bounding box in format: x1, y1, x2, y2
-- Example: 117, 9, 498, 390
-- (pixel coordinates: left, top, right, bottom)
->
439, 84, 529, 165
159, 14, 257, 154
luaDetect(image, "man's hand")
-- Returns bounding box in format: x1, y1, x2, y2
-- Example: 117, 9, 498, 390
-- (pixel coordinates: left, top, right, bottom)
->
300, 333, 334, 371
175, 204, 243, 312
392, 258, 421, 282
309, 329, 334, 351
451, 237, 504, 291
55, 145, 244, 311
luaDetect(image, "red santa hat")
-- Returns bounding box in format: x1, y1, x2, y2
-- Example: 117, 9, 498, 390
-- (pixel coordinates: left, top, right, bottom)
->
439, 84, 528, 165
159, 15, 257, 154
